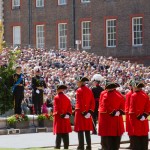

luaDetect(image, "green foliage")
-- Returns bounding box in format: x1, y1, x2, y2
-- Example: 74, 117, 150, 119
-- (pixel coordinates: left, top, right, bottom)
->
7, 114, 29, 125
37, 113, 53, 121
0, 50, 21, 114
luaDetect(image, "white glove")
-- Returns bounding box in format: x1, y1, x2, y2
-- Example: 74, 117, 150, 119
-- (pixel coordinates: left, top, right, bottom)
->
140, 116, 146, 121
85, 113, 91, 119
64, 114, 70, 119
36, 89, 40, 94
115, 111, 120, 116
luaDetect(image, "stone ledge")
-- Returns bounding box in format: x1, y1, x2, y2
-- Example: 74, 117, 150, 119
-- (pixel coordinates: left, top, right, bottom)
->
0, 127, 53, 135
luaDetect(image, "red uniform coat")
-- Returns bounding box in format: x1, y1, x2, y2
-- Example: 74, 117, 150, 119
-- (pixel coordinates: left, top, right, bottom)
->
74, 85, 95, 132
53, 92, 72, 134
98, 89, 125, 136
129, 90, 150, 136
125, 90, 133, 135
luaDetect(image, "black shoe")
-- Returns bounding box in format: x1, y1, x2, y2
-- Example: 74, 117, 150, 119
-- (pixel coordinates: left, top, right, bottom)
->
86, 146, 92, 150
92, 131, 97, 135
54, 147, 60, 149
124, 146, 132, 149
77, 146, 84, 150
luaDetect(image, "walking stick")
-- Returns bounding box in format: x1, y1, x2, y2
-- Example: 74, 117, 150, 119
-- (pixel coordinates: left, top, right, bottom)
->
91, 116, 97, 133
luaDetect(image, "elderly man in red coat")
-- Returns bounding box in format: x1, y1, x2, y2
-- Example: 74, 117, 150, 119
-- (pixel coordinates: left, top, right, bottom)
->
53, 85, 72, 149
74, 76, 95, 150
129, 81, 150, 150
98, 81, 125, 150
125, 80, 134, 149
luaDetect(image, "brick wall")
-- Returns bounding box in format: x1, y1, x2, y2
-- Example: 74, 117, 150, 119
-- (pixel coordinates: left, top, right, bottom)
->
3, 0, 150, 65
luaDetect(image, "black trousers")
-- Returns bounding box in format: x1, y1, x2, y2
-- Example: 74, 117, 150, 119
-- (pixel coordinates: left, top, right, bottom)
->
13, 91, 24, 114
92, 101, 99, 134
132, 136, 148, 150
32, 92, 43, 114
77, 131, 91, 150
101, 136, 121, 150
55, 133, 69, 149
129, 136, 134, 149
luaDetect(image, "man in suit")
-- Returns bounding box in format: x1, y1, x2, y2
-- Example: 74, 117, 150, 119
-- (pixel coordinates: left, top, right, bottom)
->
10, 65, 25, 114
32, 66, 46, 114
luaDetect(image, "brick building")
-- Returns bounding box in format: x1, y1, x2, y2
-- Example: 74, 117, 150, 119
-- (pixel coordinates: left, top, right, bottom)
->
0, 0, 4, 21
3, 0, 150, 65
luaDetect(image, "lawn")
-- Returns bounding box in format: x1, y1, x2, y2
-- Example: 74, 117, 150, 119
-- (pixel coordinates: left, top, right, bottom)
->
0, 149, 52, 150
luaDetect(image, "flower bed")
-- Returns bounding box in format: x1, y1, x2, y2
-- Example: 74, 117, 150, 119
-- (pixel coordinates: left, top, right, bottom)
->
7, 114, 29, 129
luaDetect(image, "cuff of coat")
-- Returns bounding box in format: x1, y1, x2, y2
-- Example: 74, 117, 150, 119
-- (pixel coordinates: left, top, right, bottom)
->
143, 112, 149, 118
118, 109, 125, 115
109, 110, 116, 116
66, 112, 71, 116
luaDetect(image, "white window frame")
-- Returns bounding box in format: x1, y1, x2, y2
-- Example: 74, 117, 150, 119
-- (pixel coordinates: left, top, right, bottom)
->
81, 21, 91, 49
132, 17, 143, 46
106, 19, 117, 48
36, 25, 45, 48
58, 23, 67, 50
58, 0, 67, 5
36, 0, 44, 7
12, 0, 20, 8
13, 26, 21, 46
81, 0, 90, 3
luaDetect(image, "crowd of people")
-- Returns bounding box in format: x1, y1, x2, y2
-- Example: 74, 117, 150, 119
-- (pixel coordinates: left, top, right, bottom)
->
0, 47, 150, 150
1, 47, 150, 107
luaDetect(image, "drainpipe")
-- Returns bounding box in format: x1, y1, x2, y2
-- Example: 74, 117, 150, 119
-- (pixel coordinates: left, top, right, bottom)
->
73, 0, 76, 49
28, 0, 32, 47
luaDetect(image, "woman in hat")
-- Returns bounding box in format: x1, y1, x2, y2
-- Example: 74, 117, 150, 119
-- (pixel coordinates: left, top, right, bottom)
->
98, 81, 125, 150
129, 81, 150, 150
53, 85, 72, 149
74, 76, 95, 150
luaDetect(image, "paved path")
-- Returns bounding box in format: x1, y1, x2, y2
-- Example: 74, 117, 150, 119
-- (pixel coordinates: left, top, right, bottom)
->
0, 131, 131, 149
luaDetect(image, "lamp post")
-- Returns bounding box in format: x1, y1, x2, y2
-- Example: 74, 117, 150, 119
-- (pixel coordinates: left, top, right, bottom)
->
0, 20, 4, 53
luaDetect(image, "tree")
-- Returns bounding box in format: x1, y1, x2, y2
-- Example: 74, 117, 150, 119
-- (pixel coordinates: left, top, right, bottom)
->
0, 50, 21, 114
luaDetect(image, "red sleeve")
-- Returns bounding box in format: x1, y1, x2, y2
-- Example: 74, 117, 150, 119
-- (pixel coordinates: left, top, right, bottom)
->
129, 94, 136, 114
144, 96, 150, 114
125, 93, 130, 113
53, 96, 59, 115
102, 93, 112, 113
75, 89, 85, 112
120, 96, 125, 112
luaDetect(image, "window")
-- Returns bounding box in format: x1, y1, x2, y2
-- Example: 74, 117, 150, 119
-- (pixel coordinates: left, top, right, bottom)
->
58, 23, 67, 49
58, 0, 67, 5
106, 19, 117, 47
81, 21, 91, 49
12, 0, 20, 9
132, 17, 143, 46
36, 25, 45, 48
36, 0, 44, 7
13, 26, 21, 46
81, 0, 90, 3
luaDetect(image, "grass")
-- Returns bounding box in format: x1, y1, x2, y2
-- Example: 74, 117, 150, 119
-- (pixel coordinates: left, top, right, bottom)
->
0, 149, 53, 150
